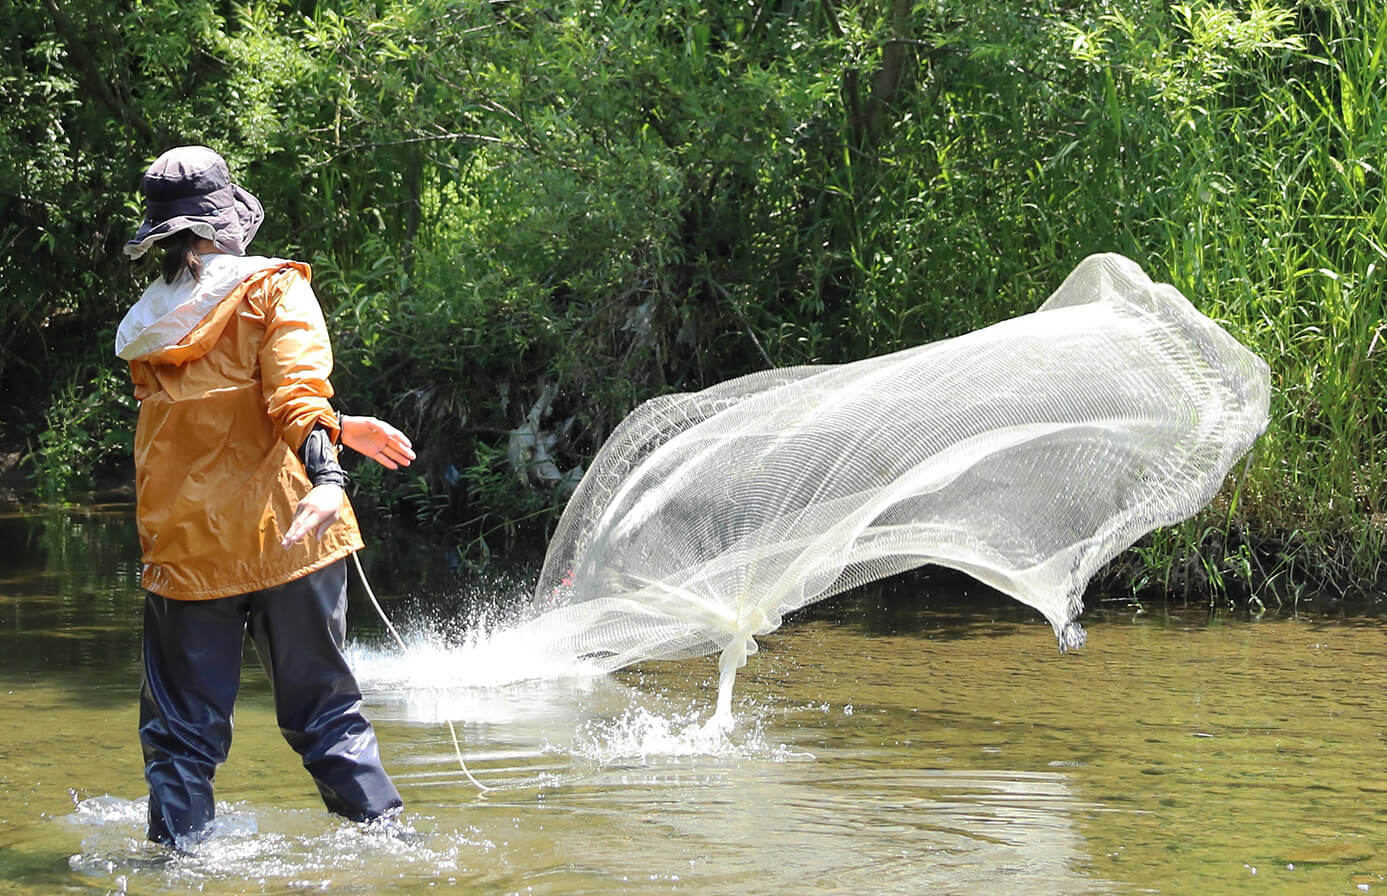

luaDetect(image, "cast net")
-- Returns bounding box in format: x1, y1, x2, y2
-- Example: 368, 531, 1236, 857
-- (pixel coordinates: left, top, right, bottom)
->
516, 254, 1270, 720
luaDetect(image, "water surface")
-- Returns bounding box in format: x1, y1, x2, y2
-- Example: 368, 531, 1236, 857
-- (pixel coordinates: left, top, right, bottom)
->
1, 503, 1384, 894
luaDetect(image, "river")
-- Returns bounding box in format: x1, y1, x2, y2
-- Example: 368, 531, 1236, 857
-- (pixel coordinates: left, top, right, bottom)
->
1, 502, 1383, 894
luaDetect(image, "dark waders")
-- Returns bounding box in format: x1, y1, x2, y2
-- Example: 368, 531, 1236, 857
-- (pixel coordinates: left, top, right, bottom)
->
138, 558, 402, 846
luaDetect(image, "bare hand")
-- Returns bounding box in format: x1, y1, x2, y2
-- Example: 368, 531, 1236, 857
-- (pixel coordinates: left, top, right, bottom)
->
340, 415, 416, 470
282, 484, 346, 547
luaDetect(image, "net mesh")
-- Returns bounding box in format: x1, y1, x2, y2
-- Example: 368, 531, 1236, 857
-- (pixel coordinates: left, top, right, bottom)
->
517, 254, 1270, 718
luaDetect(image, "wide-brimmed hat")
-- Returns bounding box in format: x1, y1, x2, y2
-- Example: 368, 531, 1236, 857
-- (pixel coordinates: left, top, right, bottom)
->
123, 145, 264, 259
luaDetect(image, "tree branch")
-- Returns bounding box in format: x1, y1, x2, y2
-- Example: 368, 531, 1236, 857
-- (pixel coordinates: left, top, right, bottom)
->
41, 0, 158, 144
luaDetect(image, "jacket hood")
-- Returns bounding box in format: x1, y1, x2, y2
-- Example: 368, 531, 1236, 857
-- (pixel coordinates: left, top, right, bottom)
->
116, 255, 285, 361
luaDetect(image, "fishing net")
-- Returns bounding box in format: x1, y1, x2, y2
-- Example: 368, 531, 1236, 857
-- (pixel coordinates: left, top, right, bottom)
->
519, 253, 1270, 719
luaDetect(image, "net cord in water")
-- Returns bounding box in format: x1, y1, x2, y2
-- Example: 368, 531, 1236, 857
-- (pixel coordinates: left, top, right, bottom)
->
351, 551, 492, 793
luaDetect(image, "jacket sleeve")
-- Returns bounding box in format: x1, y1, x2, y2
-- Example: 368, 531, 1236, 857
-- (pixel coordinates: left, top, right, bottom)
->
259, 267, 342, 452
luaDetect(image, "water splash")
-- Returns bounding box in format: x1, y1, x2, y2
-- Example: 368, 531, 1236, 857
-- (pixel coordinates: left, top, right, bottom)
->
63, 795, 489, 892
572, 705, 816, 764
347, 621, 813, 764
345, 613, 622, 729
340, 608, 813, 806
347, 600, 610, 689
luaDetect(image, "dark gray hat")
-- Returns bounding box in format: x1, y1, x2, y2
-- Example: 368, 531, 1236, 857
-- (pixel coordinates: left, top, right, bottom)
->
124, 145, 264, 259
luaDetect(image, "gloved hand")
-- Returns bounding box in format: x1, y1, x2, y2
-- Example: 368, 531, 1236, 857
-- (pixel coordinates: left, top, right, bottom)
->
341, 415, 416, 470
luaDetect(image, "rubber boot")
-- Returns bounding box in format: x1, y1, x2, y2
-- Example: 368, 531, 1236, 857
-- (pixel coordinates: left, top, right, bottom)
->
139, 592, 246, 847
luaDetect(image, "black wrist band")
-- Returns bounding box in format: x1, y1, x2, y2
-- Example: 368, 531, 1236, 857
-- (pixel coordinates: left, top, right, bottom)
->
301, 424, 349, 489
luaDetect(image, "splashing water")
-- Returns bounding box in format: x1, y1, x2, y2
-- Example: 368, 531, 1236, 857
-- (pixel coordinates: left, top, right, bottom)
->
346, 612, 610, 692
63, 794, 487, 892
346, 625, 622, 730
346, 620, 802, 759
492, 254, 1270, 725
572, 705, 816, 764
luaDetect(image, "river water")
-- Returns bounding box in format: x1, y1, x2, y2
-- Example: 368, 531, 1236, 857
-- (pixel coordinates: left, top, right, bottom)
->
1, 502, 1385, 894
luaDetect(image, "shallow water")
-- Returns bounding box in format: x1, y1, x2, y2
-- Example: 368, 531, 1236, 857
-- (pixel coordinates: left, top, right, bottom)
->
2, 504, 1386, 894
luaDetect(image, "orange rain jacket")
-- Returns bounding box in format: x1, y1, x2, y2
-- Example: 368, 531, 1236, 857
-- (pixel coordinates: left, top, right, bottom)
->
119, 257, 363, 600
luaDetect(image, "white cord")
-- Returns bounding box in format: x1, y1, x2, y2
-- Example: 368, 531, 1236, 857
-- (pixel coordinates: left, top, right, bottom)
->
352, 551, 408, 651
351, 551, 492, 793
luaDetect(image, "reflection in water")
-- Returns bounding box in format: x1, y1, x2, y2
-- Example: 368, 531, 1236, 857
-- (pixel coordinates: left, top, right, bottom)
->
0, 504, 144, 680
2, 504, 1386, 893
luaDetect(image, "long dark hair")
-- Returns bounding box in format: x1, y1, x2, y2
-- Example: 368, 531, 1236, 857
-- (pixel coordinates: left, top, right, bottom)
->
160, 230, 206, 284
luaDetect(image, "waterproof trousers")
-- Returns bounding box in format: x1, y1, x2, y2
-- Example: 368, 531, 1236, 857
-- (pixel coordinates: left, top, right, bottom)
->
139, 559, 403, 846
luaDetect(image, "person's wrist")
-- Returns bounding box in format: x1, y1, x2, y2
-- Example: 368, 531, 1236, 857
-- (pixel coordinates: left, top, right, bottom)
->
340, 415, 364, 450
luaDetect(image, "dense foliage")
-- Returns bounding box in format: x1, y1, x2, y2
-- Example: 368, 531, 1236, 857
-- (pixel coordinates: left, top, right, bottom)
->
2, 0, 1382, 601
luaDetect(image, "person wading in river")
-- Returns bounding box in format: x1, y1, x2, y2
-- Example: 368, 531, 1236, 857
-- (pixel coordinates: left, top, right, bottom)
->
115, 145, 415, 847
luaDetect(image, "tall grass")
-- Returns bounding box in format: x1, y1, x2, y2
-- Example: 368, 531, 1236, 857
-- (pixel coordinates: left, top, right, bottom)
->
1061, 0, 1387, 600
727, 0, 1387, 602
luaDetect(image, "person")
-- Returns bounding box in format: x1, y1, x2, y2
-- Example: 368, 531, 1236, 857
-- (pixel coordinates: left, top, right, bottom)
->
115, 145, 416, 848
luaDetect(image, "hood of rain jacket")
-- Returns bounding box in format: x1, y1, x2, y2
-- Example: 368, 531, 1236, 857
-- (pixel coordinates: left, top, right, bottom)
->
119, 255, 363, 600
